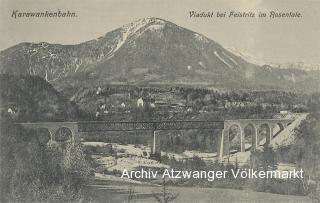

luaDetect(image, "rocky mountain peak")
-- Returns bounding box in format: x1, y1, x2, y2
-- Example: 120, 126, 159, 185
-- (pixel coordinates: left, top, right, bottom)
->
0, 17, 319, 92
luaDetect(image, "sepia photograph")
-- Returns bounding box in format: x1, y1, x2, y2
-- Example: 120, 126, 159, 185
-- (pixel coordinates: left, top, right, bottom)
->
0, 0, 319, 202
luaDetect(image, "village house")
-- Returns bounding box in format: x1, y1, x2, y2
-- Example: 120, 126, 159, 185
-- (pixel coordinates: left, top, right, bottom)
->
150, 103, 156, 108
96, 87, 102, 95
137, 98, 144, 107
121, 102, 126, 108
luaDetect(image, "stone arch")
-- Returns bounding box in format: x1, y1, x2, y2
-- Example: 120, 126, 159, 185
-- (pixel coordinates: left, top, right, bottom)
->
259, 123, 271, 145
228, 124, 242, 152
36, 128, 51, 145
244, 123, 257, 150
54, 127, 73, 142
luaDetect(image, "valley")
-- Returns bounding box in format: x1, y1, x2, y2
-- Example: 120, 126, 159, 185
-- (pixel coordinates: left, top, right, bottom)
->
0, 17, 319, 203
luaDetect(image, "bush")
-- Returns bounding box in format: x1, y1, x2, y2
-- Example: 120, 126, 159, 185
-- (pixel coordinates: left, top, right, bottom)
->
0, 115, 92, 202
252, 179, 304, 196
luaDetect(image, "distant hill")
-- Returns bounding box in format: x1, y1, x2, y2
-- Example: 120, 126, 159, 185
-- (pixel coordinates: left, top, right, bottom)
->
0, 17, 319, 92
0, 74, 81, 122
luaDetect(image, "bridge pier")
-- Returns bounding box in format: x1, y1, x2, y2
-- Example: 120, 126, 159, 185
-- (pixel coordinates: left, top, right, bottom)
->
47, 128, 54, 142
150, 130, 161, 160
218, 129, 229, 159
265, 124, 274, 145
240, 127, 245, 152
253, 125, 258, 151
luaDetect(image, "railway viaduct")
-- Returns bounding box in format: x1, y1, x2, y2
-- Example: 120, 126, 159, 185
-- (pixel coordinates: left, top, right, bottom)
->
18, 118, 293, 159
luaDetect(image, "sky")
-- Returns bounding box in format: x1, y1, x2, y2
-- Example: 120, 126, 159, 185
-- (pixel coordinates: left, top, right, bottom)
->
0, 0, 319, 63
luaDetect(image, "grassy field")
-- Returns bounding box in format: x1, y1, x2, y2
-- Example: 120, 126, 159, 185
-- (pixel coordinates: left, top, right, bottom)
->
86, 184, 311, 203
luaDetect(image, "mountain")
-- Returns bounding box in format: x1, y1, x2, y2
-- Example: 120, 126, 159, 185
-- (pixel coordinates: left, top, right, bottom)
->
226, 47, 320, 71
226, 47, 266, 66
267, 62, 320, 71
0, 74, 81, 121
0, 17, 319, 92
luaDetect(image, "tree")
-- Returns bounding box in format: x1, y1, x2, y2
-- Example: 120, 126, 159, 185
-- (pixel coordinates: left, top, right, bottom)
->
153, 177, 178, 203
126, 183, 136, 202
0, 114, 91, 202
293, 113, 320, 200
250, 145, 277, 171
